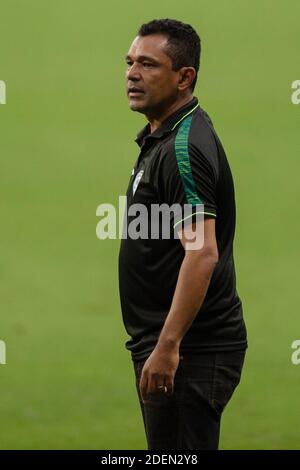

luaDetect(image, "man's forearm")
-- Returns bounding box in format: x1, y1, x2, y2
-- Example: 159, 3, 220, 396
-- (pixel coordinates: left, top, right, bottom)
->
156, 250, 218, 351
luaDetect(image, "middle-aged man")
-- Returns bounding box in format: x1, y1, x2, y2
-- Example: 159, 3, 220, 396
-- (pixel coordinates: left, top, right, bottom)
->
118, 18, 247, 450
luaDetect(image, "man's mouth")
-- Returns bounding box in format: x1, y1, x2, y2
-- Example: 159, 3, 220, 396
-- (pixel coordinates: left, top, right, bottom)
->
128, 87, 145, 97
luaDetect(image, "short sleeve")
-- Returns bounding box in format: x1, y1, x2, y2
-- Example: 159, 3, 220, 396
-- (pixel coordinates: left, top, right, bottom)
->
153, 116, 218, 231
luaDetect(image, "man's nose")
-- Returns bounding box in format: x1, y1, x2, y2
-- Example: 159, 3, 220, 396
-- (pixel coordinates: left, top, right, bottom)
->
126, 62, 142, 81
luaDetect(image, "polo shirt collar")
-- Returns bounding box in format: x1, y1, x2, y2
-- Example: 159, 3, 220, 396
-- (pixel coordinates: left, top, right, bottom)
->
135, 96, 199, 148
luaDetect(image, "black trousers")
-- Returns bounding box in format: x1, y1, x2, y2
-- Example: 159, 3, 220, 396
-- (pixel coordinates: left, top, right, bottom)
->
133, 350, 246, 450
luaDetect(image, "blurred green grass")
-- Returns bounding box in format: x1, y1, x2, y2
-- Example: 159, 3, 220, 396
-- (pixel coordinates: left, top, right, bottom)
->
0, 0, 299, 449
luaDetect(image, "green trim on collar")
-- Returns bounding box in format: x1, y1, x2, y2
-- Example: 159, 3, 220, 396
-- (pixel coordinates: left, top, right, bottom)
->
171, 103, 199, 131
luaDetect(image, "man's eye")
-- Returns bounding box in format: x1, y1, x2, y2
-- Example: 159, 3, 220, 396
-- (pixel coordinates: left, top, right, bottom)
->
143, 62, 153, 68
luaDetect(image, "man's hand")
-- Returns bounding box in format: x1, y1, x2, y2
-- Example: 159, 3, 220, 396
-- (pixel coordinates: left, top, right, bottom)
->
139, 345, 180, 404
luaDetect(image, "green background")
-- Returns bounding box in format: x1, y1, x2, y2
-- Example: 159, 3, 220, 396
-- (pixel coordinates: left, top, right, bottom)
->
1, 0, 299, 449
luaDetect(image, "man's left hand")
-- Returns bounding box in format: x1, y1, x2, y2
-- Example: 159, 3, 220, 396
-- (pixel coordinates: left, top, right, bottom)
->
139, 345, 181, 404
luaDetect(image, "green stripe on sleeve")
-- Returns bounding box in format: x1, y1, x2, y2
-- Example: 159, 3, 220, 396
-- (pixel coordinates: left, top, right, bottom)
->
174, 115, 203, 206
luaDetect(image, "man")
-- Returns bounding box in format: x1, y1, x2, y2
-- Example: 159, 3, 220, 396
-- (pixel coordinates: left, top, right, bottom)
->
118, 18, 247, 450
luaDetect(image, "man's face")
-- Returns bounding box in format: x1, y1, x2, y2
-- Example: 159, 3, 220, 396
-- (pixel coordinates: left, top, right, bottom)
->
125, 34, 181, 116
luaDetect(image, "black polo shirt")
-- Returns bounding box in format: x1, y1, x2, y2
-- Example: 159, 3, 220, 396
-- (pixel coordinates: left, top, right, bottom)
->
118, 97, 247, 362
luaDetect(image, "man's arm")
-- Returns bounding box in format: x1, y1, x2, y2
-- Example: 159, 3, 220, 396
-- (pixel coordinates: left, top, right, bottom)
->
139, 218, 218, 403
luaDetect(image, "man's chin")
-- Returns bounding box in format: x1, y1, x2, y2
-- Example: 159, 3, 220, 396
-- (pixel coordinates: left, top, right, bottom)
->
128, 99, 147, 113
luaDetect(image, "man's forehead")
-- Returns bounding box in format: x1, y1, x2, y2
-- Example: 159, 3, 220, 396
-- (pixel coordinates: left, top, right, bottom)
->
127, 34, 170, 61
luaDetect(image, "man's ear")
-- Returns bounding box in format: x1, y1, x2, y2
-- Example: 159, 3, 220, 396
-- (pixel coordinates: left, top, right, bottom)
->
178, 67, 196, 91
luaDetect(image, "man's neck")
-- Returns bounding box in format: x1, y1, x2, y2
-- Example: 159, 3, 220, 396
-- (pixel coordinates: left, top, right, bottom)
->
147, 94, 194, 133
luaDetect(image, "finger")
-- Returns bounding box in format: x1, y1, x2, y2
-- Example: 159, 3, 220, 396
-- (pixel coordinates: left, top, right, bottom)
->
152, 374, 164, 393
165, 377, 174, 396
156, 378, 166, 393
146, 373, 156, 397
154, 374, 170, 395
139, 372, 148, 403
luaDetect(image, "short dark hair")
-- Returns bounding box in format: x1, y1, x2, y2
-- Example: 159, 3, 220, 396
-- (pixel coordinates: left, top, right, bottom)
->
137, 18, 201, 92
